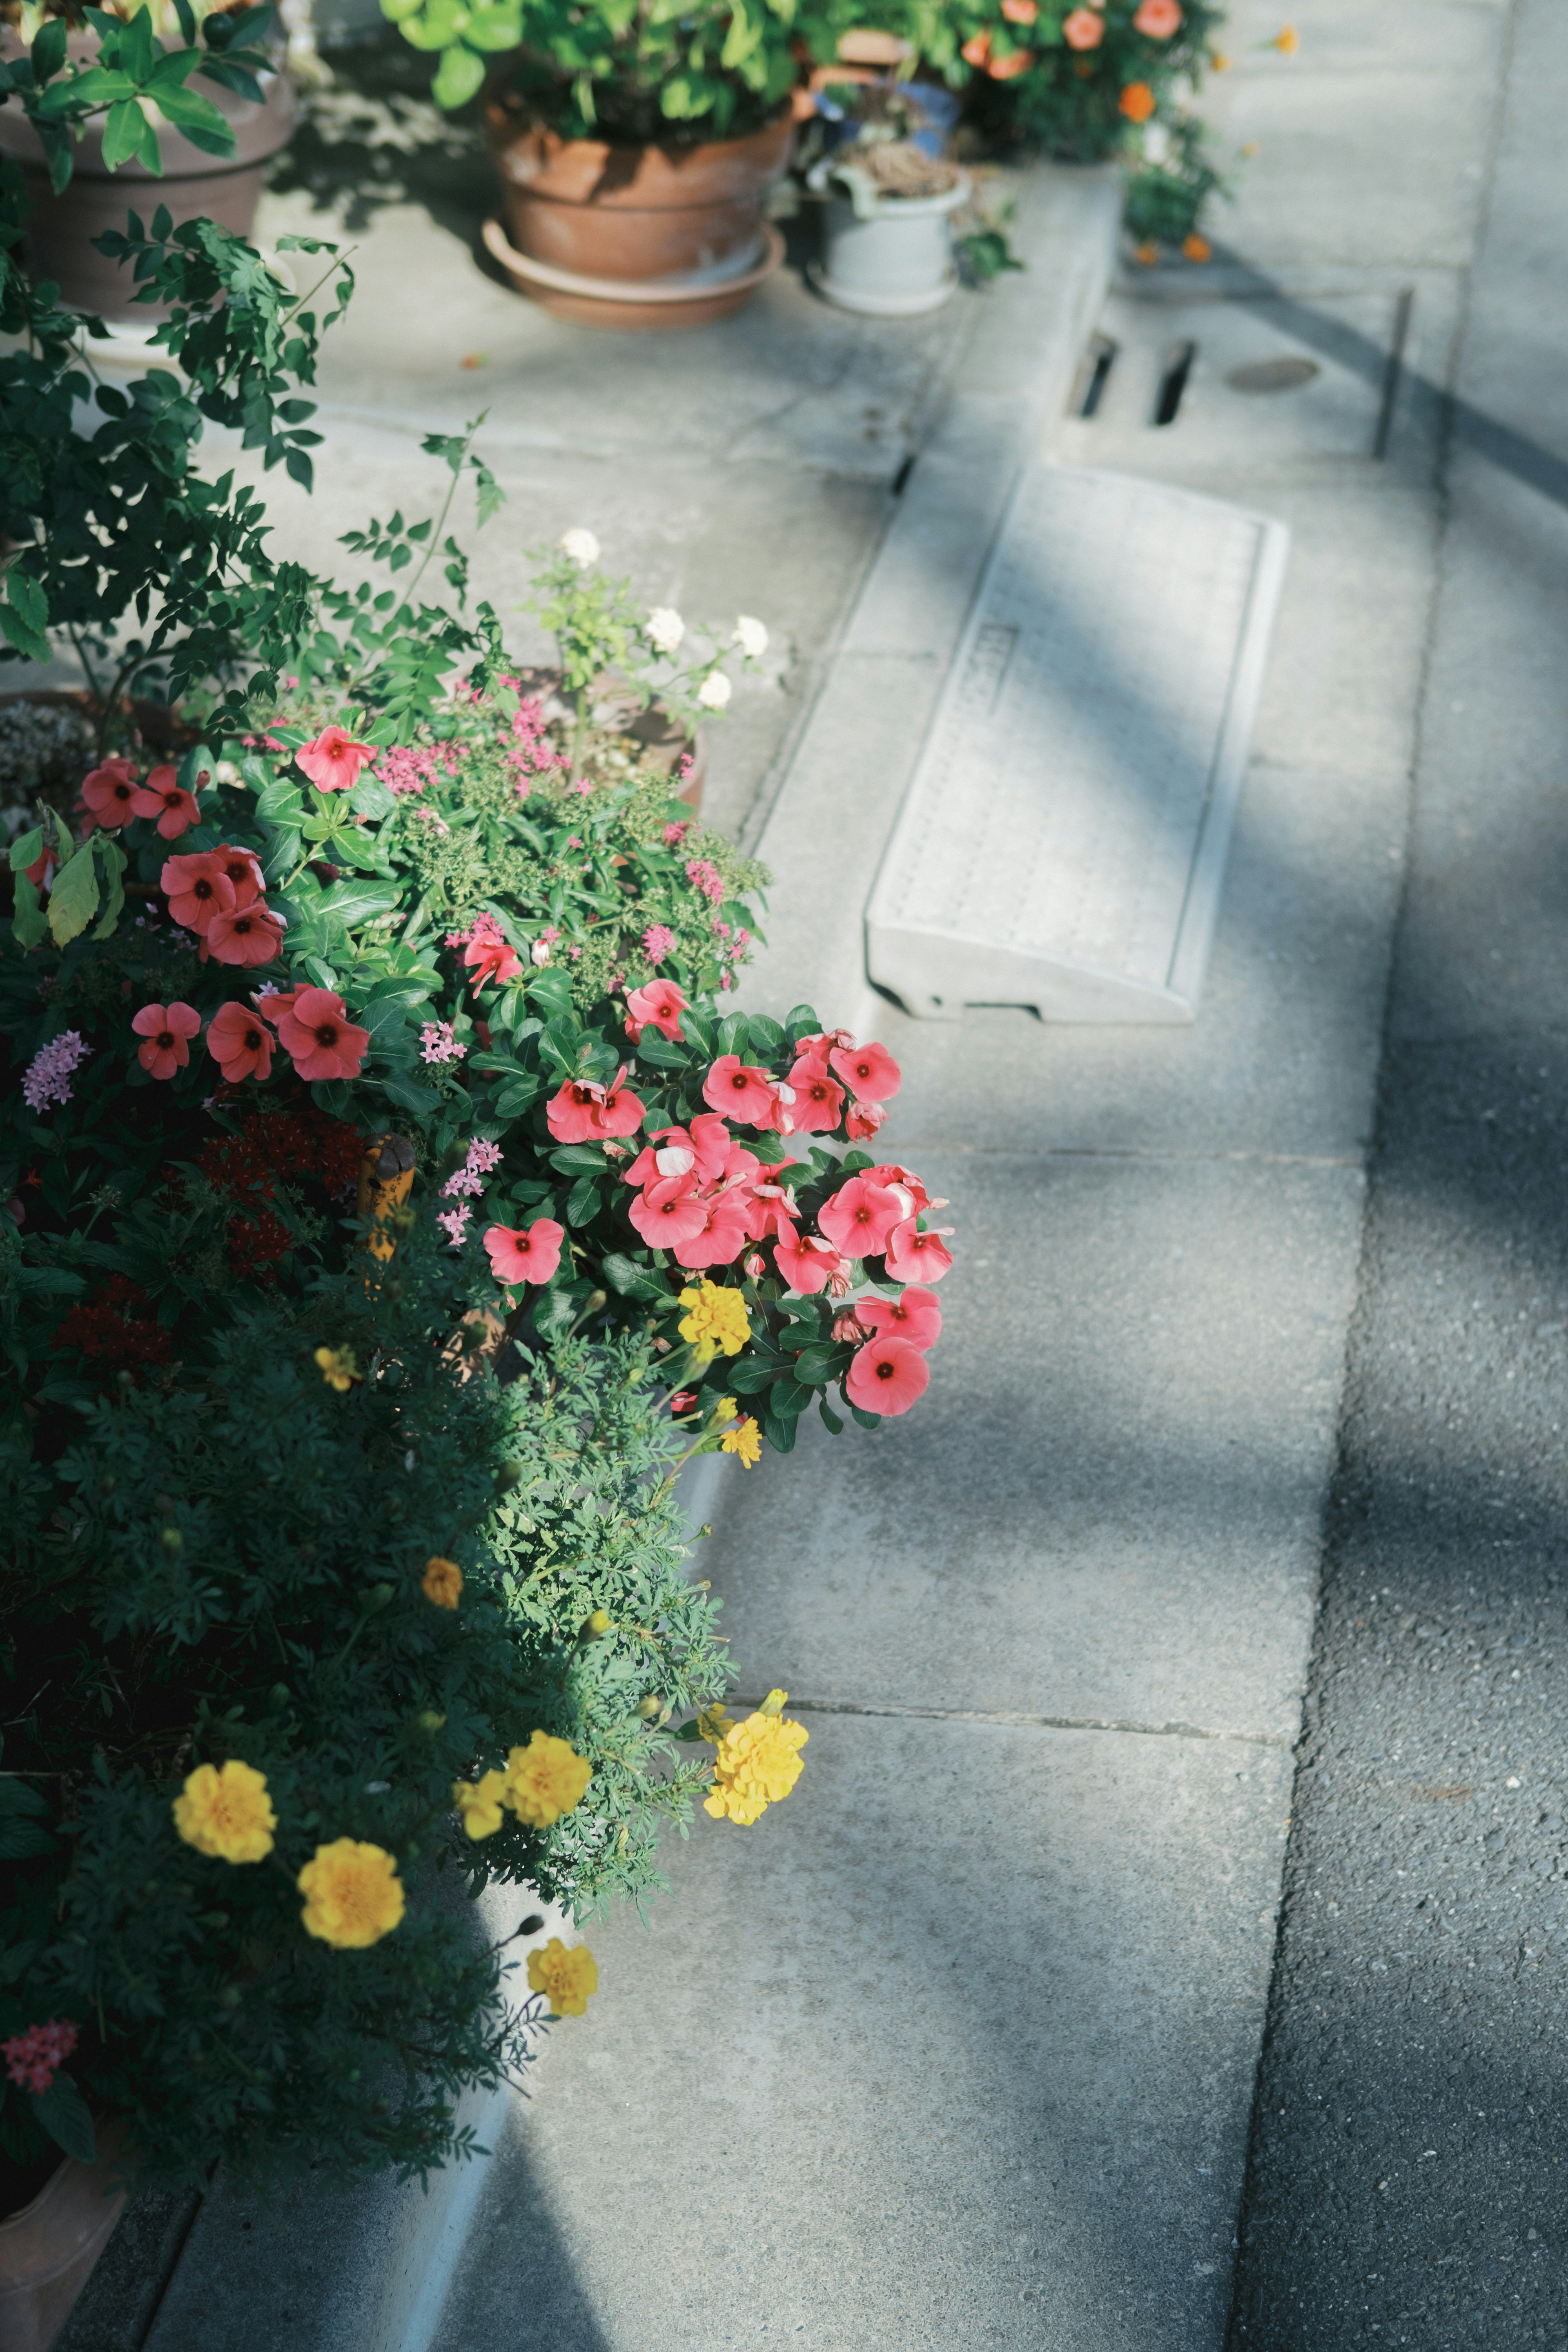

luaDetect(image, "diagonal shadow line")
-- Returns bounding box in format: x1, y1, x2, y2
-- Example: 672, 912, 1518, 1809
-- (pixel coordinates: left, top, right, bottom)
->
1196, 243, 1568, 511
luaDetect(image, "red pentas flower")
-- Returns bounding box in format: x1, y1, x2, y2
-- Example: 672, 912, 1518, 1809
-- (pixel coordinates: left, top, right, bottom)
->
161, 852, 236, 936
2, 2020, 78, 2096
269, 988, 371, 1082
846, 1332, 930, 1416
206, 1000, 275, 1082
51, 1278, 171, 1372
484, 1218, 565, 1285
297, 725, 376, 793
129, 765, 202, 840
132, 1000, 201, 1080
80, 757, 138, 830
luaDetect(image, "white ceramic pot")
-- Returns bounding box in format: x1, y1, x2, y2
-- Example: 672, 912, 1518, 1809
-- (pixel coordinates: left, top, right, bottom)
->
811, 170, 971, 317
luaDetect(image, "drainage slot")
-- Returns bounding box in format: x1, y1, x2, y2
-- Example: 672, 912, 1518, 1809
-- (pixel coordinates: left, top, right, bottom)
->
1226, 355, 1321, 395
1372, 285, 1414, 460
1153, 340, 1198, 427
1071, 331, 1118, 418
891, 452, 916, 495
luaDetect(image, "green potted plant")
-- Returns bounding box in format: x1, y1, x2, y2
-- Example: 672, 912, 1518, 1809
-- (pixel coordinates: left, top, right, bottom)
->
381, 0, 812, 326
0, 0, 289, 319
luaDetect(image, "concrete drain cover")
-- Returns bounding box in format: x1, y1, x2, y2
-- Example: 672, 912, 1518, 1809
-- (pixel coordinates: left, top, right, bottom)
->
865, 463, 1288, 1024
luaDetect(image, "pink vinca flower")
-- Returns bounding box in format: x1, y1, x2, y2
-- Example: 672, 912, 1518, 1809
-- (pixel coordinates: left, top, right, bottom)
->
206, 1000, 275, 1082
484, 1218, 565, 1285
275, 987, 371, 1082
672, 1196, 751, 1271
129, 765, 202, 839
462, 915, 522, 989
845, 1098, 887, 1141
80, 758, 138, 830
856, 1283, 942, 1351
297, 726, 376, 793
703, 1055, 782, 1127
624, 978, 688, 1044
846, 1332, 930, 1417
627, 1176, 709, 1252
818, 1176, 906, 1259
786, 1053, 846, 1134
828, 1039, 901, 1102
773, 1228, 847, 1296
547, 1072, 644, 1143
132, 1000, 201, 1080
885, 1218, 955, 1285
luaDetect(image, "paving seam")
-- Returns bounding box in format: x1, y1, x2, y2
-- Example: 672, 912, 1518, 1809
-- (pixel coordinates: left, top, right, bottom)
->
730, 1697, 1291, 1747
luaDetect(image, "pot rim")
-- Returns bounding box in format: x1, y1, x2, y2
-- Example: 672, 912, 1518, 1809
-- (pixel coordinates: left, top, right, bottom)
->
829, 168, 972, 220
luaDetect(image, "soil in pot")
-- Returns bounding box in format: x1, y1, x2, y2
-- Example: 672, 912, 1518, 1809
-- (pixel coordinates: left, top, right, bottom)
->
0, 33, 294, 320
482, 98, 791, 327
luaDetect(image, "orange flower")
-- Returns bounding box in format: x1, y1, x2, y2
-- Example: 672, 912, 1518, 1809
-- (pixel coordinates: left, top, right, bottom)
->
988, 43, 1033, 76
1182, 232, 1212, 262
1209, 48, 1229, 69
1119, 80, 1157, 121
1133, 239, 1160, 266
1274, 24, 1298, 53
961, 29, 991, 66
1000, 0, 1038, 20
1062, 7, 1103, 48
422, 1555, 463, 1609
1133, 0, 1182, 35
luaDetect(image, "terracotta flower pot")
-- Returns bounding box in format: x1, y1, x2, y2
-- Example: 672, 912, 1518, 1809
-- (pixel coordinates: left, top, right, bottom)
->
481, 101, 792, 330
0, 35, 294, 320
0, 2119, 127, 2352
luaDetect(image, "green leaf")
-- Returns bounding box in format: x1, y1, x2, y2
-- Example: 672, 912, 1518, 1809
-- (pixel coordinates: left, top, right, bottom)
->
632, 1031, 689, 1071
90, 833, 127, 941
0, 572, 51, 666
494, 1080, 540, 1118
316, 879, 401, 926
818, 1396, 845, 1435
759, 1406, 797, 1454
548, 1145, 612, 1176
791, 1343, 852, 1385
31, 2076, 95, 2165
30, 17, 67, 78
530, 1278, 594, 1343
254, 777, 304, 824
431, 40, 486, 103
102, 97, 150, 173
47, 841, 101, 947
726, 1355, 783, 1396
600, 1252, 670, 1305
526, 967, 576, 1021
769, 1376, 811, 1418
671, 1718, 706, 1742
7, 826, 42, 875
10, 873, 47, 953
380, 1067, 439, 1114
0, 1816, 56, 1860
565, 1176, 601, 1227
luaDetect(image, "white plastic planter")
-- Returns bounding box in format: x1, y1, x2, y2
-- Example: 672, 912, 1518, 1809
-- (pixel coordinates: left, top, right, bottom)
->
811, 170, 971, 316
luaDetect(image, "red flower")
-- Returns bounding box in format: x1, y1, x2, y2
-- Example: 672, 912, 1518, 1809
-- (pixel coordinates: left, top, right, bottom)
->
484, 1218, 566, 1285
845, 1098, 887, 1141
846, 1332, 930, 1416
627, 1174, 708, 1251
254, 988, 301, 1028
274, 987, 371, 1082
462, 916, 522, 990
827, 1039, 900, 1102
297, 725, 376, 793
624, 978, 688, 1044
785, 1052, 846, 1134
1063, 7, 1104, 49
80, 758, 138, 830
2, 2019, 79, 2096
818, 1176, 906, 1258
129, 765, 201, 839
1134, 0, 1182, 34
211, 845, 264, 907
703, 1054, 781, 1125
671, 1194, 751, 1271
885, 1217, 954, 1284
207, 1000, 276, 1082
51, 1278, 171, 1371
161, 852, 236, 935
207, 902, 284, 968
546, 1072, 644, 1143
132, 1000, 200, 1080
862, 1162, 931, 1213
773, 1226, 846, 1295
856, 1283, 942, 1350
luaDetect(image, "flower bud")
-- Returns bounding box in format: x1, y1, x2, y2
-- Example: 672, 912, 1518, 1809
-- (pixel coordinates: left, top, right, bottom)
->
160, 1525, 183, 1554
636, 1696, 662, 1719
585, 1608, 611, 1636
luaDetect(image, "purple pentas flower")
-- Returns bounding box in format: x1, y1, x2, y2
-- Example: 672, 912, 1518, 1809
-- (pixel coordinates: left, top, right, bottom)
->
22, 1031, 89, 1114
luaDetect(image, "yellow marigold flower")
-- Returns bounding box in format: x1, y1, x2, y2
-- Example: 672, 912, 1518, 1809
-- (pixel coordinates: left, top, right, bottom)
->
720, 1415, 762, 1468
452, 1769, 509, 1840
677, 1282, 750, 1364
504, 1730, 592, 1828
314, 1345, 358, 1392
422, 1555, 463, 1609
1274, 24, 1298, 53
702, 1703, 808, 1826
1209, 47, 1229, 68
172, 1760, 276, 1864
526, 1936, 597, 2017
712, 1394, 739, 1424
297, 1838, 405, 1948
696, 1702, 734, 1744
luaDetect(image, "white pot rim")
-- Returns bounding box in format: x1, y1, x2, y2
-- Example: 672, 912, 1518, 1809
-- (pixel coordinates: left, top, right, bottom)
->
833, 167, 972, 220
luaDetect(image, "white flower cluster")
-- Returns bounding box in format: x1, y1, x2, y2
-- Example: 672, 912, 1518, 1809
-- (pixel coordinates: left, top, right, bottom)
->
558, 526, 600, 568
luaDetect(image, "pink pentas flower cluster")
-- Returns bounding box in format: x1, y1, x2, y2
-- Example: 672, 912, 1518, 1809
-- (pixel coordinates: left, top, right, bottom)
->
442, 1136, 503, 1200
437, 1203, 472, 1248
642, 923, 675, 966
2, 2018, 78, 2095
375, 742, 463, 798
22, 1030, 90, 1114
421, 1021, 466, 1065
686, 858, 725, 904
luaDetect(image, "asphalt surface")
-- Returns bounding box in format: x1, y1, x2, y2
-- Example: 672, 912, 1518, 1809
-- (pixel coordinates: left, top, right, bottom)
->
1225, 3, 1568, 2341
